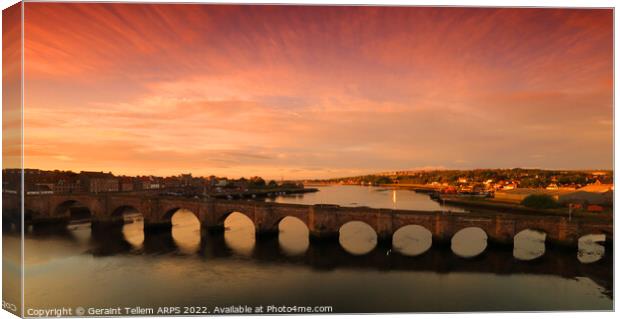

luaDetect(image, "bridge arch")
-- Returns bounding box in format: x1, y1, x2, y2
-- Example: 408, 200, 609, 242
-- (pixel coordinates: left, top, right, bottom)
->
165, 208, 201, 254
451, 227, 488, 258
112, 205, 141, 218
392, 224, 433, 256
222, 211, 256, 256
277, 216, 310, 256
217, 210, 255, 228
54, 199, 92, 221
338, 220, 378, 256
274, 215, 309, 231
163, 207, 200, 223
24, 207, 41, 222
109, 205, 145, 248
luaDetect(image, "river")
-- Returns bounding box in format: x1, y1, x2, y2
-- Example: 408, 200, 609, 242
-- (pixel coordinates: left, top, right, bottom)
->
3, 185, 612, 313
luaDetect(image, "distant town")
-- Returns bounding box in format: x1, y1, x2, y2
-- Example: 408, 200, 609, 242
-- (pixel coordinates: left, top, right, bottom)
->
309, 168, 612, 189
308, 168, 614, 213
2, 167, 613, 213
2, 169, 306, 199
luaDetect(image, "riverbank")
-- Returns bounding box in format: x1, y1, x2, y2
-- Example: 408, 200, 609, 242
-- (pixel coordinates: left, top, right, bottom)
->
210, 187, 318, 199
378, 183, 440, 193
303, 182, 440, 193
439, 195, 612, 220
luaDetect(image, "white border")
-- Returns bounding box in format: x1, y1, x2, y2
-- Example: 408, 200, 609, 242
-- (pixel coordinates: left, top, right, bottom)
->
0, 1, 617, 319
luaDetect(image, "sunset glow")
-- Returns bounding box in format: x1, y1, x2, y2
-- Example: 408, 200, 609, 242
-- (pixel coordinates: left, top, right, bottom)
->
23, 4, 613, 179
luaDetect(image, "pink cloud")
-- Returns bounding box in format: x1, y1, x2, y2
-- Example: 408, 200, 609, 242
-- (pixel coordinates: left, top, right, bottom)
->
21, 4, 613, 178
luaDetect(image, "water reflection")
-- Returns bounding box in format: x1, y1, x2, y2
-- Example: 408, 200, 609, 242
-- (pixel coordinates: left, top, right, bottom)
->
122, 212, 144, 249
451, 227, 487, 258
273, 185, 465, 212
278, 217, 309, 256
224, 212, 256, 256
13, 185, 613, 311
170, 209, 201, 254
578, 235, 606, 264
392, 225, 432, 256
391, 190, 397, 208
23, 225, 88, 264
339, 221, 377, 255
513, 230, 546, 261
66, 221, 92, 245
13, 211, 613, 312
26, 215, 609, 266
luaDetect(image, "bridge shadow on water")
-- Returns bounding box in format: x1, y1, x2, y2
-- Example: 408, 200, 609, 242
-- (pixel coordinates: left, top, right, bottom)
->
21, 222, 613, 300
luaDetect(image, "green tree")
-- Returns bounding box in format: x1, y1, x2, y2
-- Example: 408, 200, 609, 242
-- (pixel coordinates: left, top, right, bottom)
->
374, 176, 392, 185
521, 194, 558, 209
249, 176, 266, 188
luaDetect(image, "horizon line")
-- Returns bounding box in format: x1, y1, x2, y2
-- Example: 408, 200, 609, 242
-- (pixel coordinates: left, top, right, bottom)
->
4, 166, 614, 181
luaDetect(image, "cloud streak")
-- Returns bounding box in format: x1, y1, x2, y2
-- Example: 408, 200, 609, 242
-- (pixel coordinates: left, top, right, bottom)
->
22, 4, 613, 178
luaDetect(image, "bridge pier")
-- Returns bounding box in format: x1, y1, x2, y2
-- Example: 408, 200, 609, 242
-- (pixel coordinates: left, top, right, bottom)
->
142, 230, 177, 254
31, 216, 70, 226
546, 220, 580, 249
30, 217, 70, 234
486, 237, 514, 250
255, 228, 279, 239
546, 238, 579, 250
252, 236, 281, 260
431, 234, 452, 249
2, 209, 22, 231
91, 217, 124, 230
376, 233, 393, 249
143, 220, 173, 233
2, 220, 16, 232
203, 224, 225, 234
309, 230, 339, 243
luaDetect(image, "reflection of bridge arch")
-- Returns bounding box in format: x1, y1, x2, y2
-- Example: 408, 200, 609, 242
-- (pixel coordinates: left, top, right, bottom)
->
13, 193, 613, 248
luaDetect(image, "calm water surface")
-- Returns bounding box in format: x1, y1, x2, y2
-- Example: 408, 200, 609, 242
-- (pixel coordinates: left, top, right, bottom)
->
4, 186, 612, 313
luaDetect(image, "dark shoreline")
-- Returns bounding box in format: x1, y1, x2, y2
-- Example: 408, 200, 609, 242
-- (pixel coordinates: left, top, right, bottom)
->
210, 187, 318, 199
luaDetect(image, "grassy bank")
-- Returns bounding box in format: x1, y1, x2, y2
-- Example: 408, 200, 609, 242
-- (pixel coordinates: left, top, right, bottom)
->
440, 195, 611, 220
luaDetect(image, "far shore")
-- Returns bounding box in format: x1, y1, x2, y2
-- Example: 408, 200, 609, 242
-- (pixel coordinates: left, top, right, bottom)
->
300, 182, 612, 220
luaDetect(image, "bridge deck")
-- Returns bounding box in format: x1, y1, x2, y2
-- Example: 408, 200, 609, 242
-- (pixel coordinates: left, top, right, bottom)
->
3, 193, 613, 247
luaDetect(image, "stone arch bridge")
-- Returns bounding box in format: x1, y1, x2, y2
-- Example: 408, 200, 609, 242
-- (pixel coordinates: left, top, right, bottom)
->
3, 193, 613, 247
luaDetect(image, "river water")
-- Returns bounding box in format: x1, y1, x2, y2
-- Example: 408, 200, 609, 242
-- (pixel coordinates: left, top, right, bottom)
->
3, 185, 612, 313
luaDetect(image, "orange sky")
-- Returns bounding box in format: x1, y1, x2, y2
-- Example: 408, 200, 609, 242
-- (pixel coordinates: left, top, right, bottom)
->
21, 4, 613, 179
